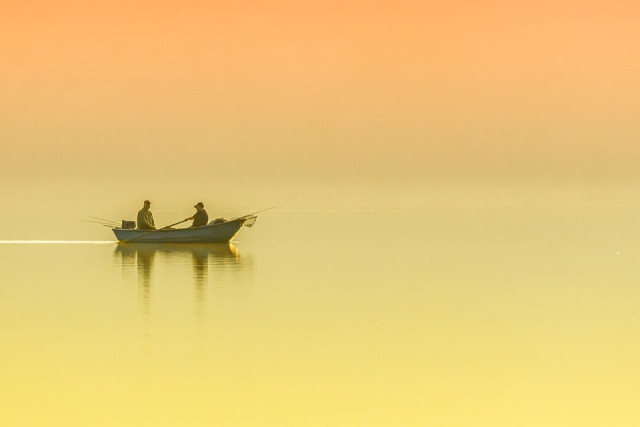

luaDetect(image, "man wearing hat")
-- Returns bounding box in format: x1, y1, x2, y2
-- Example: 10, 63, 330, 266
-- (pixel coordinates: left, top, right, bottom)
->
186, 202, 209, 227
137, 200, 156, 230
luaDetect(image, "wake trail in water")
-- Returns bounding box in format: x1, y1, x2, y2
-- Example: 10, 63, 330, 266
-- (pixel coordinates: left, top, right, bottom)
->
0, 240, 115, 245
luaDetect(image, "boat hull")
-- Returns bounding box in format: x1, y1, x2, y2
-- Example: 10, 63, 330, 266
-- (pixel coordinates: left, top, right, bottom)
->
112, 219, 246, 243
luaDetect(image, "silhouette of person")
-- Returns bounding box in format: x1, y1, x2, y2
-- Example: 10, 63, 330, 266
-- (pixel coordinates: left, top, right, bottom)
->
185, 202, 209, 227
137, 200, 156, 230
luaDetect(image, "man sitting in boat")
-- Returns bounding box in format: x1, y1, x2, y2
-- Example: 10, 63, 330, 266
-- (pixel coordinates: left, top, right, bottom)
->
137, 200, 156, 230
185, 202, 208, 227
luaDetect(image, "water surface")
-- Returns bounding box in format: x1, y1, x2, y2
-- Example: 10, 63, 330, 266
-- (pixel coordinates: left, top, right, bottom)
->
1, 185, 639, 426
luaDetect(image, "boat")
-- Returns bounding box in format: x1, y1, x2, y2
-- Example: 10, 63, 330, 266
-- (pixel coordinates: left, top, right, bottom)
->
112, 217, 255, 244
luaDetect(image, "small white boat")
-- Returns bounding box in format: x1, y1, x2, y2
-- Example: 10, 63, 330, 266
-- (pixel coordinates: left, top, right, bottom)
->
113, 217, 254, 244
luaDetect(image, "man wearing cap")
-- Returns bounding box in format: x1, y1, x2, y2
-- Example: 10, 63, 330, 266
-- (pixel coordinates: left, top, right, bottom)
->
186, 202, 209, 227
137, 200, 156, 230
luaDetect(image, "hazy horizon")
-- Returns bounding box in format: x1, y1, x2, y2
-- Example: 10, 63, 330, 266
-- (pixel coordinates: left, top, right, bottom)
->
2, 1, 640, 187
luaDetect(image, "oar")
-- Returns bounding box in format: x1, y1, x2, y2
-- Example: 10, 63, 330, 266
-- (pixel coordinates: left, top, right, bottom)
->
122, 219, 189, 243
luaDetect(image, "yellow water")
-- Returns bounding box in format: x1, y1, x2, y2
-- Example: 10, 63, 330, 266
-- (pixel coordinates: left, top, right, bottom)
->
1, 181, 640, 426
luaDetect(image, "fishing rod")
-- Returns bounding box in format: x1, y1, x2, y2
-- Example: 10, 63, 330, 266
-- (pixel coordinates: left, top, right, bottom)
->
81, 219, 120, 227
90, 216, 120, 225
231, 206, 276, 220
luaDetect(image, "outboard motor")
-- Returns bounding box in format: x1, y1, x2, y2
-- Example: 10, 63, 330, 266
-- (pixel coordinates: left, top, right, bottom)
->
121, 220, 136, 229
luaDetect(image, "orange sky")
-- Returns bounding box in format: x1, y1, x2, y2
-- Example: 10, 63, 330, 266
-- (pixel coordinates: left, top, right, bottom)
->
1, 0, 639, 183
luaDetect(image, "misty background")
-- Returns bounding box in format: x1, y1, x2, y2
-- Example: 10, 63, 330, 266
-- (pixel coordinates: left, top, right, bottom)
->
1, 1, 639, 239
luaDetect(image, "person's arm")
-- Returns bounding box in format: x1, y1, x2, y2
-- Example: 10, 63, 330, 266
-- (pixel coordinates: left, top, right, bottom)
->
183, 214, 195, 227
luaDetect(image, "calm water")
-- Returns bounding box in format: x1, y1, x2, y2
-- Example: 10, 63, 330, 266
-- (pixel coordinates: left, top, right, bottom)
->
2, 184, 640, 426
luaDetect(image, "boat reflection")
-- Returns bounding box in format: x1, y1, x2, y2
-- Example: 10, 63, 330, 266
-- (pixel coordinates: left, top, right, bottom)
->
115, 242, 248, 277
114, 243, 253, 320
